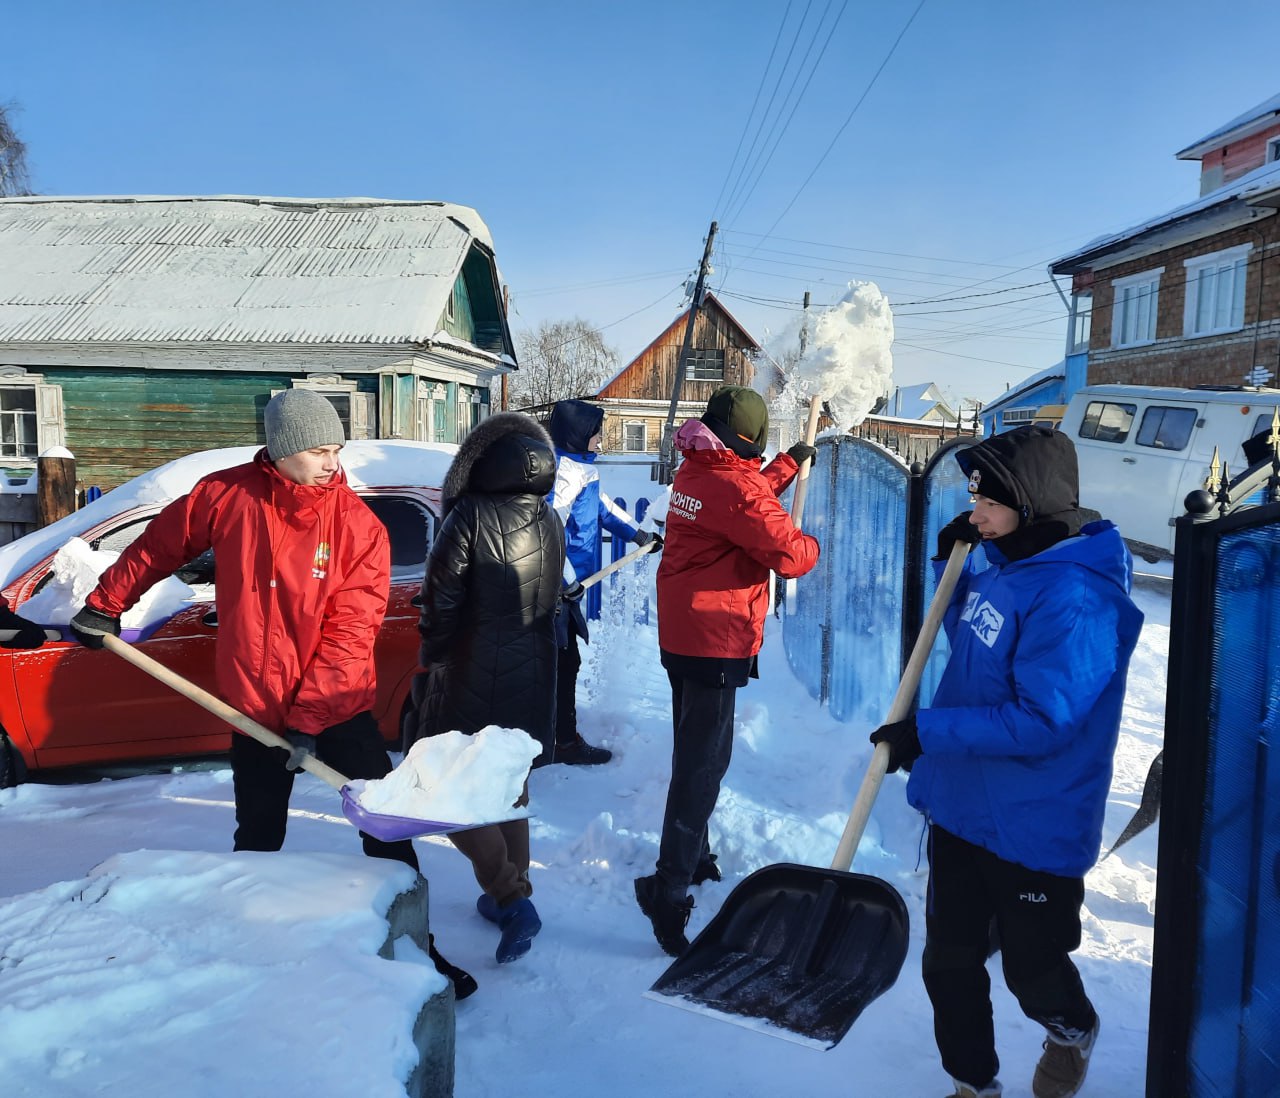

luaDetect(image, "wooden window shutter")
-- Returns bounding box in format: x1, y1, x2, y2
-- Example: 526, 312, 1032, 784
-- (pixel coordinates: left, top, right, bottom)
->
36, 383, 65, 450
352, 392, 376, 439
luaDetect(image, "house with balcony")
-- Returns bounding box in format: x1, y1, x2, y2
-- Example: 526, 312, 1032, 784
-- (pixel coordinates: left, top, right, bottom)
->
1051, 94, 1280, 391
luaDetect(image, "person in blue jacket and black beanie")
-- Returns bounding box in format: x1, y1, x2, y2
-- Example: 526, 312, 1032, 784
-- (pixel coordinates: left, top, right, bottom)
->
870, 426, 1143, 1098
547, 399, 659, 765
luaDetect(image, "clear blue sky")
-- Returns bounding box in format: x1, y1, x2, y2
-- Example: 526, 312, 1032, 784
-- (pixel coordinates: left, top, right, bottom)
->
6, 0, 1279, 404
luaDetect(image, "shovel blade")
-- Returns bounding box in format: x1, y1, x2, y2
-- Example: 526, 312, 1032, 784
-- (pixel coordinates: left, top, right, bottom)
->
648, 863, 909, 1049
338, 784, 526, 841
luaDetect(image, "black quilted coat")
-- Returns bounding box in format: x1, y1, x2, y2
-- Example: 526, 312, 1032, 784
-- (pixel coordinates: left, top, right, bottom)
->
409, 413, 565, 760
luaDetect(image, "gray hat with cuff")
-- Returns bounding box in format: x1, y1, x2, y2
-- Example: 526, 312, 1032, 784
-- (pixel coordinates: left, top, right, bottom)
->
264, 390, 345, 460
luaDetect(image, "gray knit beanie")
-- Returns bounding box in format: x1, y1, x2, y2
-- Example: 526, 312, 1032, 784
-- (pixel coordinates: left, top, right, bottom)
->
264, 390, 345, 460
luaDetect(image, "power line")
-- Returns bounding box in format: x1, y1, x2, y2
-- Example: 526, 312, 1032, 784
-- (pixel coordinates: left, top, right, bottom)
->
722, 227, 1034, 271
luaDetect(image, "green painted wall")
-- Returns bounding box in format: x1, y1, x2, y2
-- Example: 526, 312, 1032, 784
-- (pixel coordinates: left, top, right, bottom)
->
39, 367, 377, 491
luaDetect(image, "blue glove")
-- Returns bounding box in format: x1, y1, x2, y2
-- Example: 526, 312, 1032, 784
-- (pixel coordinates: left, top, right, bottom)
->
283, 729, 317, 772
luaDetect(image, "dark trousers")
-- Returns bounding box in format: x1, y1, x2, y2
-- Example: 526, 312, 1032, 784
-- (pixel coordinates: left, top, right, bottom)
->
230, 711, 419, 871
923, 825, 1096, 1088
655, 671, 736, 897
554, 632, 581, 749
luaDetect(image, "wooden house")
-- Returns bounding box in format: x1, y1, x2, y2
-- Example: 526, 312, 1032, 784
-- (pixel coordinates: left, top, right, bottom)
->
1051, 94, 1280, 391
0, 195, 515, 497
594, 292, 762, 455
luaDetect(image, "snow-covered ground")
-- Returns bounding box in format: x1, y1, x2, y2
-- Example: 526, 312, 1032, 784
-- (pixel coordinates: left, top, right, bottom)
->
0, 554, 1167, 1097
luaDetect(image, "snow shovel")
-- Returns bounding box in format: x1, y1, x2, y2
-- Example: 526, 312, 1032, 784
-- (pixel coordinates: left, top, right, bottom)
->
647, 540, 972, 1049
98, 633, 499, 841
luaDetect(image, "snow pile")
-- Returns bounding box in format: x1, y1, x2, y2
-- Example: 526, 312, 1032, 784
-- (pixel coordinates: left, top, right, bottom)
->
0, 849, 441, 1094
18, 536, 203, 630
357, 725, 541, 823
769, 280, 895, 432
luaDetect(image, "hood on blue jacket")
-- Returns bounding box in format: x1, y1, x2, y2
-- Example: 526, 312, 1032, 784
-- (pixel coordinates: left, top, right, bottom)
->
549, 400, 605, 454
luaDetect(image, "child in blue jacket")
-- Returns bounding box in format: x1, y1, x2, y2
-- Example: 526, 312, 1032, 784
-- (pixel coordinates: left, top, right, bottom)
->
871, 426, 1143, 1098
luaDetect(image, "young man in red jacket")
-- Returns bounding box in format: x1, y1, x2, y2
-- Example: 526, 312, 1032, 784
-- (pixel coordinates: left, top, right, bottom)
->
635, 385, 820, 955
68, 389, 475, 998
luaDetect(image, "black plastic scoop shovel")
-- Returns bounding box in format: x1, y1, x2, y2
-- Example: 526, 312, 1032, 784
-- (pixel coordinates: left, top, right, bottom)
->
646, 541, 971, 1049
100, 633, 506, 840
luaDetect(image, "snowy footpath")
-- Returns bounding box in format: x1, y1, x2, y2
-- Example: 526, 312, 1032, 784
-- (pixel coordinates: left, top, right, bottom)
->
0, 568, 1168, 1097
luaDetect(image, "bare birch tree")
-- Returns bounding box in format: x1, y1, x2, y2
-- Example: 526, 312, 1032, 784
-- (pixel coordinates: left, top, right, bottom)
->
509, 319, 619, 411
0, 104, 33, 197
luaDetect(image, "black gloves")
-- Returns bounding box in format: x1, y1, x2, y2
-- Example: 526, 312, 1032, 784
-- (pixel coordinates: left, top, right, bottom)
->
0, 604, 49, 650
562, 581, 585, 602
633, 530, 664, 552
787, 442, 818, 468
69, 606, 122, 649
283, 729, 317, 772
870, 716, 922, 774
935, 511, 982, 561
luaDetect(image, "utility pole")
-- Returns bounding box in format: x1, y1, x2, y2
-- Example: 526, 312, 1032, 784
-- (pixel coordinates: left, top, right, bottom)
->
658, 221, 718, 484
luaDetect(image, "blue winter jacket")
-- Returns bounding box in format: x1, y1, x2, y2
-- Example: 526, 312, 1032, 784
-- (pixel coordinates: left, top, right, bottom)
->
907, 520, 1144, 877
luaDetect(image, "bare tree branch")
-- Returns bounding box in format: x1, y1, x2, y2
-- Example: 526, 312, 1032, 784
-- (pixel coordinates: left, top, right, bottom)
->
0, 103, 33, 197
509, 319, 619, 411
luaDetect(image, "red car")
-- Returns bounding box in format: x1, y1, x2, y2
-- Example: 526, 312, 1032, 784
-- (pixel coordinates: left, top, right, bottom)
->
0, 441, 455, 782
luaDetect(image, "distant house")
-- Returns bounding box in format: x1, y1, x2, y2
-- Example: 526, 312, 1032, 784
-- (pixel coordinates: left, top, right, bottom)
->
880, 382, 958, 423
1051, 94, 1280, 391
0, 195, 515, 493
594, 292, 762, 457
979, 363, 1068, 436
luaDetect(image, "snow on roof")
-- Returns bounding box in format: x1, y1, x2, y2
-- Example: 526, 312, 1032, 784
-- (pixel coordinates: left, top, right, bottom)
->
981, 361, 1066, 413
0, 195, 493, 346
1176, 92, 1280, 160
887, 381, 951, 421
1051, 159, 1280, 272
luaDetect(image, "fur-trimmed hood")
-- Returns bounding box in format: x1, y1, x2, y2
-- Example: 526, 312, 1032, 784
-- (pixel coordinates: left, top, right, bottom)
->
442, 412, 555, 516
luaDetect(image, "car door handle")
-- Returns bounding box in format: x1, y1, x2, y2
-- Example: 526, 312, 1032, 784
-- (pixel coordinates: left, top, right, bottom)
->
1122, 457, 1136, 464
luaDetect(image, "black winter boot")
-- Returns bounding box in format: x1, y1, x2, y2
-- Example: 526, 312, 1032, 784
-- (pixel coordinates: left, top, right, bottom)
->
554, 735, 613, 766
691, 853, 721, 885
634, 874, 693, 956
428, 934, 478, 1001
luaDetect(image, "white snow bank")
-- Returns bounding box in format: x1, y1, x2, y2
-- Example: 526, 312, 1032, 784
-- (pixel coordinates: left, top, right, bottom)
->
19, 536, 203, 630
357, 726, 541, 824
0, 849, 443, 1095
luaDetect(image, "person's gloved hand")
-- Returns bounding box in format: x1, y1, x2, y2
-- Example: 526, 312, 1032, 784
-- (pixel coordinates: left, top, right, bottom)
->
562, 580, 585, 603
935, 511, 982, 560
283, 729, 317, 772
869, 716, 922, 774
633, 530, 664, 552
69, 606, 122, 649
0, 604, 49, 649
787, 442, 818, 468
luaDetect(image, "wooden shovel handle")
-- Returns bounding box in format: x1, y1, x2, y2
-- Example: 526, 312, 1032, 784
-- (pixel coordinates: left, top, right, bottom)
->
100, 632, 351, 792
829, 539, 971, 872
578, 541, 658, 591
789, 395, 823, 529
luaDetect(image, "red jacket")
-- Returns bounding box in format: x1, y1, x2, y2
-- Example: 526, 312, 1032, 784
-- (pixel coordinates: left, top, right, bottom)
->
88, 451, 390, 734
656, 421, 820, 659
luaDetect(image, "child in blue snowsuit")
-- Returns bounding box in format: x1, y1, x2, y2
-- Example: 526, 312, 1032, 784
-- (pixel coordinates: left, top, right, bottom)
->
547, 399, 657, 765
871, 426, 1143, 1098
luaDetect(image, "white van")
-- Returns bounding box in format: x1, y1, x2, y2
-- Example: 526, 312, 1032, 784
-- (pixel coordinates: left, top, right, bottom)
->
1058, 384, 1280, 560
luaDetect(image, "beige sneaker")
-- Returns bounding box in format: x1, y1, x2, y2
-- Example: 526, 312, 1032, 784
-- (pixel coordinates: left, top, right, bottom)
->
950, 1081, 1002, 1097
1033, 1017, 1100, 1098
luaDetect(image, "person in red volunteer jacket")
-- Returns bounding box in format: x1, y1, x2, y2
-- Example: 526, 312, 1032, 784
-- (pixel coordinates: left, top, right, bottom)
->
634, 385, 820, 956
68, 389, 476, 997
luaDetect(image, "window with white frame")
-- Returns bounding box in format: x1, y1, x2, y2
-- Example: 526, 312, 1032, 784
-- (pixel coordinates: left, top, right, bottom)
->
1111, 269, 1162, 348
1268, 135, 1280, 164
1068, 291, 1092, 355
1184, 244, 1251, 337
0, 371, 65, 459
623, 421, 647, 451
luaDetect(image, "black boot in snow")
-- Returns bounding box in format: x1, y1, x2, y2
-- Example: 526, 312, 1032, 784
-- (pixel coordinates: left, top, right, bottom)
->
554, 735, 613, 766
428, 934, 478, 1001
634, 874, 693, 957
691, 853, 721, 885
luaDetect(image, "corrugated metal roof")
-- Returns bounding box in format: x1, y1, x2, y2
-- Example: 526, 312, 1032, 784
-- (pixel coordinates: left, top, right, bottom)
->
0, 196, 495, 346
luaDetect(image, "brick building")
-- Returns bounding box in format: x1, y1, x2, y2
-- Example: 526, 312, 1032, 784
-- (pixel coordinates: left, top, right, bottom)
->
1051, 94, 1280, 390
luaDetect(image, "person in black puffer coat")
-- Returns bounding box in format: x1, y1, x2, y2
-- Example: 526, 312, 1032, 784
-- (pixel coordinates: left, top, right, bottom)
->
408, 412, 564, 964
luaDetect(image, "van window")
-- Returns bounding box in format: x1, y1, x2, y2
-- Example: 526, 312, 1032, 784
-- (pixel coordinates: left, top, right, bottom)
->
1251, 412, 1280, 440
1136, 406, 1197, 451
1078, 401, 1136, 443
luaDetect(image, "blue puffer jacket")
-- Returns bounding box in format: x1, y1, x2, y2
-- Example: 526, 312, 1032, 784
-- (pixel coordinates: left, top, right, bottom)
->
907, 520, 1144, 877
547, 400, 639, 583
